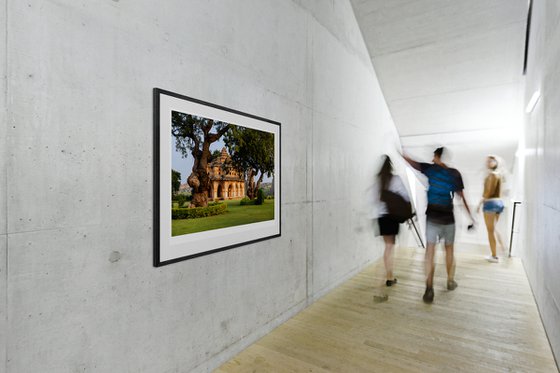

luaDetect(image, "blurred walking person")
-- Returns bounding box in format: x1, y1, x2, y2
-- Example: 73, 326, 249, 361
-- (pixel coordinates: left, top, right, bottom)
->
376, 155, 412, 287
477, 156, 505, 263
403, 147, 474, 303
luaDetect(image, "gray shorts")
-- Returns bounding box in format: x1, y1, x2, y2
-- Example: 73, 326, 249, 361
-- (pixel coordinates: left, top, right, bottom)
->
426, 221, 455, 245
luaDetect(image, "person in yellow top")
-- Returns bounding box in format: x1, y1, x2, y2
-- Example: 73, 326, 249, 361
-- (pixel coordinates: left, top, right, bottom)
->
477, 156, 506, 263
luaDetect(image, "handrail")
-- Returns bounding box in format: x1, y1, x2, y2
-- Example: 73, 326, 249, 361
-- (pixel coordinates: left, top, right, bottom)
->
407, 215, 425, 249
509, 201, 522, 257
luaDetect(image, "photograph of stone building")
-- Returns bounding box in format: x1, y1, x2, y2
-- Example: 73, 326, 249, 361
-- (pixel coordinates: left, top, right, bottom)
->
207, 147, 245, 201
169, 110, 276, 237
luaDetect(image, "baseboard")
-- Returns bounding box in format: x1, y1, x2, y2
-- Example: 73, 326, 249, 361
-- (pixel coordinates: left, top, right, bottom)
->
520, 259, 560, 372
195, 254, 380, 372
309, 254, 380, 303
192, 298, 308, 373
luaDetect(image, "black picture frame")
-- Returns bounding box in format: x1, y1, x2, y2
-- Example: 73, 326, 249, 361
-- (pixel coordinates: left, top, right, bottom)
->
153, 88, 281, 267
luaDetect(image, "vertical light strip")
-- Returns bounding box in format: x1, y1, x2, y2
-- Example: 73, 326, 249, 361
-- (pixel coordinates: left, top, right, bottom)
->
526, 90, 541, 113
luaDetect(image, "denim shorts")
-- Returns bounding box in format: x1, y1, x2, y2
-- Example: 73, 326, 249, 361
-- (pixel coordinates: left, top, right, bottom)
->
483, 199, 504, 214
426, 221, 455, 245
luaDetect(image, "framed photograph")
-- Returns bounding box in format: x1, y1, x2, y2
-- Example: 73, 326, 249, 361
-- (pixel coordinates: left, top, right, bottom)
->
153, 88, 281, 266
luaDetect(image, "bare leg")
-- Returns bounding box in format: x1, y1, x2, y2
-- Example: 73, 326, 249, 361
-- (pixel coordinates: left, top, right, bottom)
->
494, 213, 506, 252
383, 235, 396, 280
425, 243, 436, 288
483, 212, 497, 257
445, 244, 455, 281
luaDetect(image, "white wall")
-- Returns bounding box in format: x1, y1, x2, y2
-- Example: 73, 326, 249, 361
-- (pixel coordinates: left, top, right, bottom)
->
2, 1, 400, 372
517, 0, 560, 363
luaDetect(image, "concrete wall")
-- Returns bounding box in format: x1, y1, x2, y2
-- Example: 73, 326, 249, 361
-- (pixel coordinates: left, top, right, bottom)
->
518, 0, 560, 364
3, 1, 399, 372
1, 0, 7, 370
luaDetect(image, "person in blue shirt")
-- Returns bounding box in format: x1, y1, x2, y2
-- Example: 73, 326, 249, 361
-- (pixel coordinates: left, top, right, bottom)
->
403, 147, 475, 303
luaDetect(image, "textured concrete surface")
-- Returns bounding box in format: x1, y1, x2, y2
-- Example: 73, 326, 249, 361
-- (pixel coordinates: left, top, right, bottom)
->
1, 0, 6, 236
520, 0, 560, 364
0, 237, 5, 373
306, 1, 400, 298
4, 0, 399, 372
1, 1, 8, 371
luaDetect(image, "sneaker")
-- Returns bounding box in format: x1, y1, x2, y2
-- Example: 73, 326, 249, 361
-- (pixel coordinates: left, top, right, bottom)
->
423, 287, 434, 303
447, 279, 458, 290
486, 256, 499, 263
385, 278, 397, 287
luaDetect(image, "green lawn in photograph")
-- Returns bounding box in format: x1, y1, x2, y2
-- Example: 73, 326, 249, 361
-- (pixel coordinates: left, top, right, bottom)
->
172, 199, 274, 236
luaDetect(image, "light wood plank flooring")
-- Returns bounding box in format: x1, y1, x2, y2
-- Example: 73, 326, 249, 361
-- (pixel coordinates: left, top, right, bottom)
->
217, 245, 558, 372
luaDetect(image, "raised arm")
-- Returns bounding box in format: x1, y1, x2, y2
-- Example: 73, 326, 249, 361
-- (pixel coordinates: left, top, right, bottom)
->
402, 153, 422, 171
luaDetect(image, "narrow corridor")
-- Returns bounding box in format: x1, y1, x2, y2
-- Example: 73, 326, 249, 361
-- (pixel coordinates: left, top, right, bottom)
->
218, 245, 557, 372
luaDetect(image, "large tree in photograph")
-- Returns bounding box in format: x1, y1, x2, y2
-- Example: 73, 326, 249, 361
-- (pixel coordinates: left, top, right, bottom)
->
171, 169, 181, 196
172, 112, 230, 207
224, 127, 274, 199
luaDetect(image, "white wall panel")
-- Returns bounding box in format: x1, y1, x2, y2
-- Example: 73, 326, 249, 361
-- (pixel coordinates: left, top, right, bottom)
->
518, 0, 560, 363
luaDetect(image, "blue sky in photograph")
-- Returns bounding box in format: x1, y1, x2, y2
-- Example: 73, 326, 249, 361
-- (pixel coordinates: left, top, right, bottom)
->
170, 121, 274, 185
171, 137, 226, 183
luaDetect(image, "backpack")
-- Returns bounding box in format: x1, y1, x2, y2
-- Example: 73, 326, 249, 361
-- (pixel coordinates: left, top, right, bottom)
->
380, 189, 414, 223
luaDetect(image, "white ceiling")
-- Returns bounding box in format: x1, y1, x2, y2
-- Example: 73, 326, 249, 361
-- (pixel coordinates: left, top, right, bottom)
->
351, 0, 528, 179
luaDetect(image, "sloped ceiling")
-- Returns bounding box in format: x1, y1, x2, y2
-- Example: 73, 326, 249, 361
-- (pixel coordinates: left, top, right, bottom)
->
351, 0, 528, 192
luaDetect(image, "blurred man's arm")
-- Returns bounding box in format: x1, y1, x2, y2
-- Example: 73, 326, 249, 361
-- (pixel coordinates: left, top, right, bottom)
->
457, 190, 475, 224
402, 153, 422, 171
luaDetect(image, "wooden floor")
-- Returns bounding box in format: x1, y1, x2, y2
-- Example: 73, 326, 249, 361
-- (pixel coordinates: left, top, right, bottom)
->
217, 244, 559, 372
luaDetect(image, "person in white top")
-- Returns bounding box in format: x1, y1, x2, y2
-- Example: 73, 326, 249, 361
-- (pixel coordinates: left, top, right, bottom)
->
376, 155, 411, 286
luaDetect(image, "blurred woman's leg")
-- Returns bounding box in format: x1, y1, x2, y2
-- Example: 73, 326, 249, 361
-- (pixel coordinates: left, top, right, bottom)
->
494, 213, 506, 252
383, 235, 395, 281
484, 212, 497, 257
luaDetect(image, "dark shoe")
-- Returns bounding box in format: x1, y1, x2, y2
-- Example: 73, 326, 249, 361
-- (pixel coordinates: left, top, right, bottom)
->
423, 287, 434, 303
385, 278, 397, 287
447, 279, 458, 290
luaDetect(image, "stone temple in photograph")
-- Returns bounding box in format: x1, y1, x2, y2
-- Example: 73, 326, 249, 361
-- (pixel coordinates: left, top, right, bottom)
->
207, 147, 245, 200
